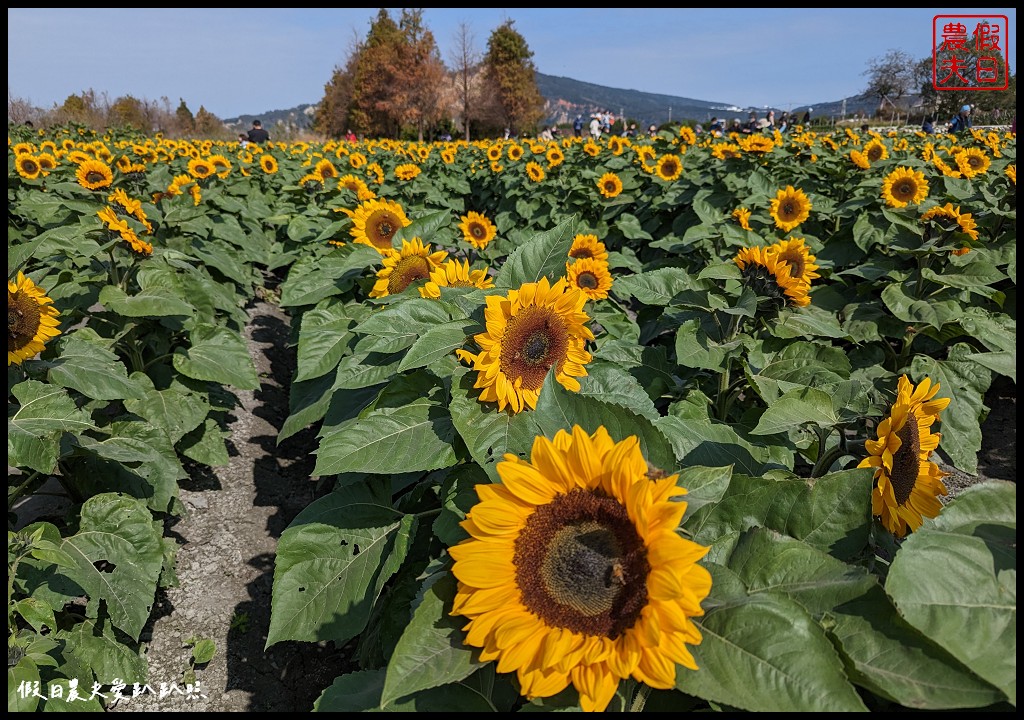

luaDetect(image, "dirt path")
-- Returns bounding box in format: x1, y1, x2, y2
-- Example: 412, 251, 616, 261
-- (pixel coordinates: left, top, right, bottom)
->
109, 300, 351, 712
107, 299, 1014, 711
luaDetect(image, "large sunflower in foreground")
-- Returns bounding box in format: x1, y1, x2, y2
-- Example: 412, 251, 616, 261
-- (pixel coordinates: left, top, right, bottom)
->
75, 159, 113, 190
954, 148, 991, 178
734, 245, 811, 310
368, 237, 447, 298
459, 211, 498, 251
456, 277, 593, 414
881, 167, 929, 208
9, 271, 62, 365
419, 258, 495, 299
858, 375, 950, 538
769, 185, 811, 232
655, 154, 683, 181
566, 258, 613, 301
15, 154, 42, 180
344, 198, 412, 254
450, 425, 712, 712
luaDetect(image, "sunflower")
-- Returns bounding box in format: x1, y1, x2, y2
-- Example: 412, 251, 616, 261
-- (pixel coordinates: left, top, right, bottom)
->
368, 237, 448, 298
738, 134, 775, 154
349, 152, 368, 169
298, 172, 325, 193
75, 159, 113, 190
450, 425, 711, 712
711, 143, 742, 160
526, 162, 546, 183
731, 207, 752, 231
863, 138, 889, 163
568, 234, 609, 264
456, 276, 593, 414
678, 125, 697, 145
920, 203, 980, 252
654, 154, 683, 181
858, 375, 950, 538
395, 163, 422, 181
507, 144, 525, 162
337, 174, 376, 201
15, 154, 42, 180
583, 139, 601, 157
344, 198, 412, 254
459, 211, 498, 251
734, 245, 811, 310
259, 155, 279, 174
954, 148, 991, 178
932, 154, 962, 178
419, 258, 495, 299
769, 185, 811, 232
566, 258, 613, 301
314, 158, 339, 179
546, 146, 565, 168
187, 157, 216, 180
8, 271, 62, 366
12, 142, 36, 156
881, 167, 929, 208
596, 172, 623, 199
487, 144, 503, 162
607, 136, 624, 155
849, 150, 871, 169
441, 148, 457, 164
366, 161, 385, 184
769, 236, 820, 285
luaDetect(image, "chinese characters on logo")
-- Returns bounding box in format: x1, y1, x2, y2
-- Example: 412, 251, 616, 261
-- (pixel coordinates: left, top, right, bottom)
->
933, 15, 1010, 91
16, 678, 207, 705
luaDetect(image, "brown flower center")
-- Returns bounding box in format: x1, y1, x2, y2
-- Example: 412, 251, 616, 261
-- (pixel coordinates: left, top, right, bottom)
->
387, 255, 431, 295
895, 181, 915, 200
470, 223, 487, 239
576, 271, 599, 290
9, 290, 41, 353
778, 249, 806, 280
500, 306, 569, 391
514, 488, 648, 638
890, 411, 922, 506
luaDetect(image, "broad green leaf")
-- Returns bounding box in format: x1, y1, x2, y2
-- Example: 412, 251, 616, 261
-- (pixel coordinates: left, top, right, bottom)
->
494, 217, 576, 287
880, 282, 962, 330
8, 658, 41, 712
279, 371, 342, 442
381, 574, 484, 708
58, 494, 165, 641
964, 351, 1015, 383
726, 528, 878, 616
353, 298, 455, 352
577, 360, 659, 421
675, 318, 729, 371
315, 668, 500, 712
533, 370, 676, 474
830, 586, 1005, 709
59, 616, 148, 684
751, 386, 840, 435
279, 245, 380, 307
191, 638, 217, 664
885, 482, 1016, 705
268, 481, 405, 646
12, 598, 56, 634
616, 212, 653, 240
398, 319, 477, 373
614, 267, 699, 306
392, 209, 451, 246
771, 305, 847, 339
178, 417, 230, 467
124, 372, 208, 444
295, 306, 357, 382
687, 470, 873, 560
8, 380, 94, 473
448, 367, 544, 482
678, 590, 868, 711
314, 399, 458, 476
45, 332, 142, 401
921, 260, 1007, 293
173, 323, 259, 390
98, 285, 194, 317
8, 233, 51, 279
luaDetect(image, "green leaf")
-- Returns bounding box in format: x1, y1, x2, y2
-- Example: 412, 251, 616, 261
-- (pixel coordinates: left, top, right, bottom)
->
353, 298, 455, 352
614, 267, 699, 306
295, 306, 357, 382
678, 589, 868, 711
830, 586, 1006, 709
494, 217, 576, 287
315, 668, 500, 711
58, 493, 165, 641
279, 245, 380, 308
9, 233, 51, 279
178, 417, 230, 467
577, 360, 660, 421
12, 598, 57, 633
190, 638, 217, 664
380, 574, 484, 708
8, 658, 41, 712
771, 305, 847, 339
314, 399, 458, 476
59, 615, 148, 684
886, 486, 1016, 705
98, 285, 194, 317
751, 386, 840, 435
124, 372, 208, 444
675, 318, 729, 371
964, 351, 1015, 383
616, 212, 653, 240
398, 319, 477, 373
880, 282, 962, 330
8, 380, 94, 473
45, 331, 143, 401
173, 323, 259, 390
268, 481, 405, 646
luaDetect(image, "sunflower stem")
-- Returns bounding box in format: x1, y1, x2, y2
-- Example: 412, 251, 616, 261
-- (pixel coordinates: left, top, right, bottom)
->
107, 249, 122, 289
7, 471, 42, 511
811, 429, 847, 478
630, 683, 652, 713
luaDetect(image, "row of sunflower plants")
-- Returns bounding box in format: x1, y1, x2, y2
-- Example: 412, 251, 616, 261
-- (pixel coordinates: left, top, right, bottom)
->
8, 121, 1014, 712
9, 128, 268, 710
266, 125, 1014, 711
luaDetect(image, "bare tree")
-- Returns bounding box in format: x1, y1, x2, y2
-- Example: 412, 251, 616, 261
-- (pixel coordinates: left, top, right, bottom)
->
862, 49, 915, 115
449, 22, 482, 141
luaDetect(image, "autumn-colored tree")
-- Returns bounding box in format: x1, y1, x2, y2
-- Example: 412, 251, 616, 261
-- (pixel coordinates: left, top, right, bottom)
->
390, 9, 447, 142
194, 106, 222, 136
448, 22, 492, 141
481, 20, 544, 136
55, 91, 104, 127
107, 95, 151, 131
315, 49, 359, 139
348, 9, 405, 138
175, 99, 195, 135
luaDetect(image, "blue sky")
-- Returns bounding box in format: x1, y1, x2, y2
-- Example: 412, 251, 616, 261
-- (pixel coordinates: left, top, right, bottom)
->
8, 8, 1017, 120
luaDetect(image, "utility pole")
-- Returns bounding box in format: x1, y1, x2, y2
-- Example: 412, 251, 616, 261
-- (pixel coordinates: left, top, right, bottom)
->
668, 106, 672, 123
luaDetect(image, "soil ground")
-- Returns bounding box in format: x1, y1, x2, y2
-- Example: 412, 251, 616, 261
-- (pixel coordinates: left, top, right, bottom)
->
106, 299, 1015, 712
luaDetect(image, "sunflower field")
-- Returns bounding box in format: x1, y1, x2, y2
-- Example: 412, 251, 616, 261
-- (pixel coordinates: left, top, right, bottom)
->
8, 122, 1016, 712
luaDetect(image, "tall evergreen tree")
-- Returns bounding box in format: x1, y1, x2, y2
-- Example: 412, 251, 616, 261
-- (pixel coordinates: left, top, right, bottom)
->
391, 9, 447, 141
348, 9, 405, 138
482, 20, 545, 136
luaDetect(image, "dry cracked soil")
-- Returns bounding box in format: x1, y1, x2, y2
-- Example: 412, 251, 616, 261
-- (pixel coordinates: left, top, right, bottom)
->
95, 297, 1014, 712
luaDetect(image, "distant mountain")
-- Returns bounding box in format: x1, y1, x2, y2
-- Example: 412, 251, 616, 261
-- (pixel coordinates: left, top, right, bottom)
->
225, 73, 888, 134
